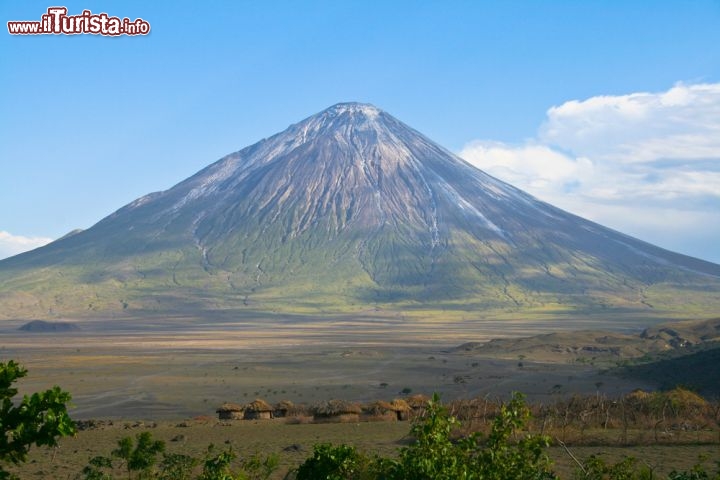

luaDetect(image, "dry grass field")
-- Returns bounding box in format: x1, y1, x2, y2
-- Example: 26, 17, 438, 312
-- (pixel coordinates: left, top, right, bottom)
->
0, 312, 665, 419
2, 312, 718, 478
5, 418, 719, 479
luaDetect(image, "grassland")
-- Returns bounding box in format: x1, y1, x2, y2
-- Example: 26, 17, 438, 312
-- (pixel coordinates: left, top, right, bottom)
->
3, 313, 719, 478
1, 312, 675, 420
6, 418, 720, 479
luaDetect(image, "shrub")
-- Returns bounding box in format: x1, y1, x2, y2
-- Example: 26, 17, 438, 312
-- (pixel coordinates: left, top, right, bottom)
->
572, 454, 654, 480
77, 436, 278, 480
291, 392, 556, 480
112, 431, 165, 479
394, 392, 556, 480
0, 360, 76, 480
668, 457, 720, 480
293, 443, 370, 480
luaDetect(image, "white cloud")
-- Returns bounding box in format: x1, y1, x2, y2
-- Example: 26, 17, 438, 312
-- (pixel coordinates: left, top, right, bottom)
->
539, 82, 720, 163
459, 141, 595, 196
459, 82, 720, 264
0, 231, 53, 260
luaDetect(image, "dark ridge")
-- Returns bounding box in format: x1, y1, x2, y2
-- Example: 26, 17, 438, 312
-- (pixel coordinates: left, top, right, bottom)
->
19, 320, 80, 332
616, 345, 720, 397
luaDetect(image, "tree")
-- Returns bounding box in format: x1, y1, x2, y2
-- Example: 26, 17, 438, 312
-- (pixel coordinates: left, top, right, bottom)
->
395, 393, 468, 479
0, 360, 76, 479
394, 392, 556, 480
112, 431, 165, 479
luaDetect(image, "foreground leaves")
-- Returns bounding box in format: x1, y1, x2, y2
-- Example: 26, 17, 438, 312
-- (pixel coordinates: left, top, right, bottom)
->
77, 437, 279, 480
289, 392, 556, 480
0, 360, 76, 480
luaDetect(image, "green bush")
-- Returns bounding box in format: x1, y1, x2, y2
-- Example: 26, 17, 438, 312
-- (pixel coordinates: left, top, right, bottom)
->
198, 445, 236, 480
573, 455, 654, 480
293, 443, 370, 480
394, 392, 556, 480
158, 453, 198, 480
0, 360, 76, 480
668, 457, 720, 480
77, 436, 278, 480
113, 431, 166, 479
290, 392, 556, 480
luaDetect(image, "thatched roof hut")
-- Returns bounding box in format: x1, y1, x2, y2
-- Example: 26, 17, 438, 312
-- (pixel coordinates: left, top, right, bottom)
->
312, 399, 362, 423
216, 402, 244, 420
274, 400, 295, 418
244, 399, 273, 420
364, 400, 394, 415
390, 398, 411, 421
406, 394, 430, 409
406, 394, 430, 417
362, 401, 396, 422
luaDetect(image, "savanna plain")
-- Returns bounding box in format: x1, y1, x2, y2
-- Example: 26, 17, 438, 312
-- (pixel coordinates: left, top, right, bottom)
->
3, 311, 719, 479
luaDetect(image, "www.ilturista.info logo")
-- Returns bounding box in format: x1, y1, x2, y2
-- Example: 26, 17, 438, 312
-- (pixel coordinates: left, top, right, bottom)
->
7, 7, 150, 36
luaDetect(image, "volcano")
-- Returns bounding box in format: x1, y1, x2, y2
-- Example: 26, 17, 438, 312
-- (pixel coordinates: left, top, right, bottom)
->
2, 102, 719, 319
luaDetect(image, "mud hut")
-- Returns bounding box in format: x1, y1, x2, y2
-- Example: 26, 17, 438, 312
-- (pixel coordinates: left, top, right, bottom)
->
312, 399, 362, 423
390, 398, 411, 421
243, 399, 274, 420
406, 394, 430, 418
273, 400, 295, 418
216, 402, 244, 420
362, 401, 397, 422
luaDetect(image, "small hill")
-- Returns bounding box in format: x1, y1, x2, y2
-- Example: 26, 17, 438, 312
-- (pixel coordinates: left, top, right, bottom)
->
453, 317, 720, 364
616, 346, 720, 397
453, 330, 649, 363
19, 320, 80, 332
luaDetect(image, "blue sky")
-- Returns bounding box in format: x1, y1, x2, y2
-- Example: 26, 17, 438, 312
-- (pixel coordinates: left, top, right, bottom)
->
1, 1, 719, 263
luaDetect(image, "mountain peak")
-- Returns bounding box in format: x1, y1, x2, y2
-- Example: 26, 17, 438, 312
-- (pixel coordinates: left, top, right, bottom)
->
1, 104, 719, 319
293, 101, 387, 139
326, 102, 381, 115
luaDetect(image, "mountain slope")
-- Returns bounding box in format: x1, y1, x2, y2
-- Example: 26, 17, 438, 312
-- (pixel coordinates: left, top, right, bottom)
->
2, 103, 720, 319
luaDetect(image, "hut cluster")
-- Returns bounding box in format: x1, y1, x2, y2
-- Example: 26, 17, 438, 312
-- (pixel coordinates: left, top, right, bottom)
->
216, 399, 277, 421
216, 395, 428, 423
